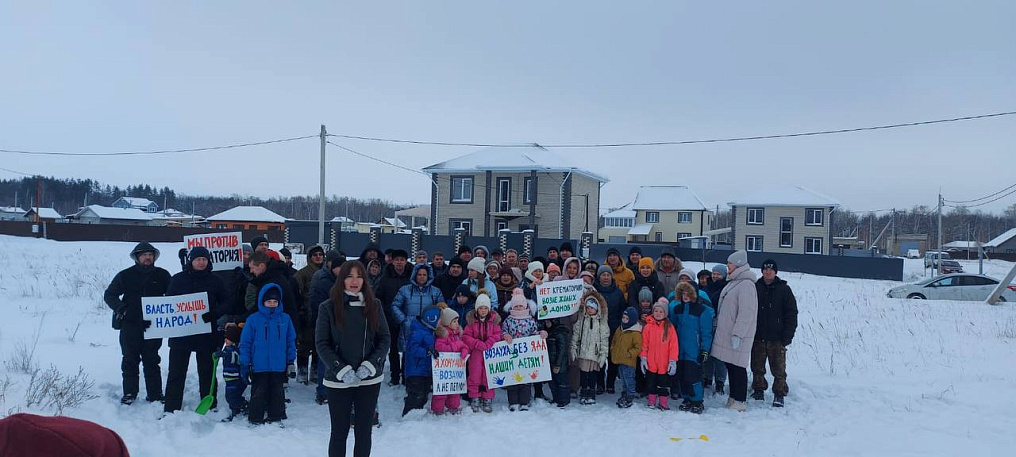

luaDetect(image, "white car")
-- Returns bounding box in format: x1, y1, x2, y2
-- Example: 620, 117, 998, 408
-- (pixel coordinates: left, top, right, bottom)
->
906, 249, 920, 259
887, 273, 1016, 301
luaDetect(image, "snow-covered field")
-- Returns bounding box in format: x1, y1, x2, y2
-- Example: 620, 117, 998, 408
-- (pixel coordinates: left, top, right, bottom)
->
1, 235, 1014, 456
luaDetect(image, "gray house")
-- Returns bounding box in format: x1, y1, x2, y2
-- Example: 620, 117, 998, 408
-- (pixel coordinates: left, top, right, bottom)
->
423, 145, 608, 239
729, 186, 839, 255
70, 205, 153, 226
112, 197, 159, 213
984, 228, 1016, 254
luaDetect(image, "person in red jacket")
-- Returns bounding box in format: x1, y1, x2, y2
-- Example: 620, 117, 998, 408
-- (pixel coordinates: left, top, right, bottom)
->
0, 413, 130, 457
640, 299, 679, 410
432, 308, 469, 415
462, 294, 502, 413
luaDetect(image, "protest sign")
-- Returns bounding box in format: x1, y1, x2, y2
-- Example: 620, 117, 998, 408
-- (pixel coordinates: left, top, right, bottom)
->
183, 232, 243, 271
483, 335, 552, 389
431, 353, 467, 395
141, 292, 212, 339
535, 278, 584, 320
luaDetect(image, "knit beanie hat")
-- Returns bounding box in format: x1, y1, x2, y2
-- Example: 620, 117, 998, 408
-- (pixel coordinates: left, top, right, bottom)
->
448, 256, 465, 269
638, 286, 653, 303
475, 293, 491, 310
262, 286, 281, 304
606, 247, 621, 259
547, 246, 559, 254
597, 265, 613, 278
492, 248, 504, 257
546, 263, 561, 275
420, 307, 442, 330
762, 259, 778, 273
390, 249, 409, 260
458, 245, 472, 256
279, 247, 292, 259
711, 264, 728, 279
454, 284, 475, 300
679, 268, 697, 281
526, 261, 545, 276
188, 246, 211, 265
579, 270, 595, 283
697, 269, 712, 281
652, 298, 669, 314
485, 259, 501, 271
250, 235, 269, 251
584, 296, 599, 312
224, 324, 242, 343
638, 257, 655, 271
622, 307, 639, 329
509, 288, 529, 318
559, 241, 575, 254
628, 246, 642, 255
467, 257, 486, 274
439, 307, 459, 328
728, 250, 748, 268
242, 244, 253, 254
415, 250, 428, 260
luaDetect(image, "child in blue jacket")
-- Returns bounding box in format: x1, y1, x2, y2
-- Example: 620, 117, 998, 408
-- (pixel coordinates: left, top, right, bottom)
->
239, 283, 297, 424
669, 282, 714, 414
402, 306, 442, 416
217, 324, 247, 422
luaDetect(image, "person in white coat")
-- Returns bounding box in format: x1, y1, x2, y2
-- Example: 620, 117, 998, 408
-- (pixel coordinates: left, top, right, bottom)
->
710, 250, 758, 412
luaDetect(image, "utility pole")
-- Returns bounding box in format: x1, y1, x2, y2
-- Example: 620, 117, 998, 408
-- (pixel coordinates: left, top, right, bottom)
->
35, 176, 41, 223
890, 208, 896, 256
319, 125, 327, 247
584, 194, 589, 232
937, 192, 943, 276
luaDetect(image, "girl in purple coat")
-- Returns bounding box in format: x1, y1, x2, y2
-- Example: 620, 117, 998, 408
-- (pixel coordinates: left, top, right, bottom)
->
501, 288, 547, 411
432, 308, 469, 415
462, 294, 502, 413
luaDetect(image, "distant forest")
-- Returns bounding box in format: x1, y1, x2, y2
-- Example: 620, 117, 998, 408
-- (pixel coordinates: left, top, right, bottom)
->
0, 176, 408, 223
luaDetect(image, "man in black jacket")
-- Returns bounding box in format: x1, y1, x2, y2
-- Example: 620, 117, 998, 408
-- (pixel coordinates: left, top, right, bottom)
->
103, 241, 171, 405
433, 257, 467, 301
751, 259, 799, 407
373, 249, 411, 385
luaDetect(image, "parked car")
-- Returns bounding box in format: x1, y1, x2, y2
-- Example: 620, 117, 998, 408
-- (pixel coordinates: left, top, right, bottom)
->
938, 260, 963, 273
924, 251, 951, 268
906, 249, 920, 259
887, 273, 1016, 301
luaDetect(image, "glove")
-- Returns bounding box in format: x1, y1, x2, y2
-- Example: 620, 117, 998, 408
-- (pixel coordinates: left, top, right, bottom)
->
640, 356, 648, 373
667, 360, 677, 376
355, 364, 371, 380
426, 348, 439, 359
142, 319, 152, 329
201, 312, 213, 323
341, 368, 359, 384
287, 364, 297, 378
731, 336, 741, 350
698, 351, 709, 364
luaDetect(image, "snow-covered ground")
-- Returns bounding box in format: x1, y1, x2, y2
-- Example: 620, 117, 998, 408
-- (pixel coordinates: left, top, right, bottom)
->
1, 235, 1014, 456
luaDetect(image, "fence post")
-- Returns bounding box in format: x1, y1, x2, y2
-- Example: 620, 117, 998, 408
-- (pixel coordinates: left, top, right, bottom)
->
330, 224, 338, 252
522, 229, 535, 259
453, 228, 467, 255
284, 225, 290, 245
498, 229, 510, 254
580, 231, 594, 260
369, 225, 382, 245
411, 227, 424, 258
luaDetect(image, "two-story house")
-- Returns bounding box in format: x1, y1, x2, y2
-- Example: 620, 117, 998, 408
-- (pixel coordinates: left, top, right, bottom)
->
599, 203, 636, 243
423, 145, 607, 239
628, 186, 711, 243
729, 186, 839, 255
112, 197, 159, 213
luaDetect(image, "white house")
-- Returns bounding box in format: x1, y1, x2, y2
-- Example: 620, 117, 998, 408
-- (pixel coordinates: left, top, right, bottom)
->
70, 205, 153, 226
23, 207, 64, 223
112, 197, 159, 213
984, 228, 1016, 254
599, 204, 636, 243
0, 206, 25, 221
628, 186, 711, 243
729, 186, 839, 255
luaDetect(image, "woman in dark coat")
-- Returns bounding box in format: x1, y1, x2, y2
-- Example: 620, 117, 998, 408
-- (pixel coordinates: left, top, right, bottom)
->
317, 261, 391, 457
163, 246, 228, 413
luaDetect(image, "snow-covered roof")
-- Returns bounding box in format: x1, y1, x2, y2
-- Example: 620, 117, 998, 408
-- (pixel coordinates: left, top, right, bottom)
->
395, 205, 431, 218
115, 197, 156, 207
632, 186, 708, 211
0, 206, 24, 214
25, 207, 63, 219
382, 217, 407, 228
206, 206, 287, 223
984, 228, 1016, 248
943, 241, 980, 249
151, 208, 201, 220
423, 145, 609, 183
628, 223, 654, 236
74, 205, 151, 221
728, 186, 840, 207
601, 203, 636, 219
331, 216, 354, 223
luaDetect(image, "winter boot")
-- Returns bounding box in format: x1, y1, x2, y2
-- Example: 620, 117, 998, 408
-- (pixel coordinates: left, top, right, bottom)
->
606, 387, 615, 394
509, 404, 517, 412
715, 381, 725, 395
772, 395, 785, 407
470, 399, 481, 413
689, 401, 705, 414
596, 386, 605, 395
647, 394, 658, 408
298, 366, 309, 385
481, 399, 493, 413
120, 394, 136, 406
145, 393, 164, 403
751, 390, 765, 401
519, 403, 530, 411
658, 396, 670, 411
678, 399, 693, 412
729, 400, 747, 412
315, 393, 328, 405
703, 379, 713, 389
725, 397, 735, 408
448, 407, 461, 415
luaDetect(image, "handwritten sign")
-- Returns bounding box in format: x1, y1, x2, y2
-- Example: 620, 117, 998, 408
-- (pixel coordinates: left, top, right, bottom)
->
535, 278, 584, 320
183, 232, 243, 271
483, 335, 552, 389
141, 292, 211, 339
431, 353, 467, 395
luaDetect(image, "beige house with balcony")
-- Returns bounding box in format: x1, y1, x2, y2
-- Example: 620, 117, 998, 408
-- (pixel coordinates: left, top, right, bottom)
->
729, 186, 839, 255
423, 145, 607, 239
627, 186, 711, 243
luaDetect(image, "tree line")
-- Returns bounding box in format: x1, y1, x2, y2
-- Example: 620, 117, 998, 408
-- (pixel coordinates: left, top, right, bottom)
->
0, 176, 407, 223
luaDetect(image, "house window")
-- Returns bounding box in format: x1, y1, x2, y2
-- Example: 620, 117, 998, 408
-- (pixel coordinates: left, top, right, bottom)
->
496, 220, 509, 232
805, 208, 824, 226
805, 237, 823, 254
677, 232, 692, 240
678, 212, 693, 224
496, 178, 511, 212
450, 176, 474, 204
647, 212, 660, 223
780, 217, 794, 248
746, 235, 763, 252
450, 219, 472, 235
747, 208, 764, 225
523, 177, 536, 205
216, 224, 227, 229
655, 232, 663, 242
232, 224, 244, 230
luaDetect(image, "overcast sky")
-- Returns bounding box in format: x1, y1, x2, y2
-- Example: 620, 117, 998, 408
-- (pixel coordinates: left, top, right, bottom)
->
2, 1, 1014, 215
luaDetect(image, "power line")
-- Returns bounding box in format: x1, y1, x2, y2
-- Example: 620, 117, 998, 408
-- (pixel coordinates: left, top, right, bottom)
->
944, 182, 1016, 204
0, 166, 34, 176
944, 186, 1016, 209
328, 110, 1016, 148
0, 134, 317, 156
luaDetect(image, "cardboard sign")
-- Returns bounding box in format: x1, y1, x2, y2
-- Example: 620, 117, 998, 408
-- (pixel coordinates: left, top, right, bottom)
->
483, 335, 552, 389
431, 353, 467, 395
183, 232, 243, 271
535, 278, 584, 320
141, 292, 212, 339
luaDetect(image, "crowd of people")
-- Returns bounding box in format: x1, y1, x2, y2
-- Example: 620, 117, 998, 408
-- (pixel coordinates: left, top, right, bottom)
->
104, 238, 798, 457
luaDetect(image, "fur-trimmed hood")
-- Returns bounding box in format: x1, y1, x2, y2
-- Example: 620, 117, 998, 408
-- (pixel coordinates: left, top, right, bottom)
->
465, 308, 502, 327
578, 289, 609, 323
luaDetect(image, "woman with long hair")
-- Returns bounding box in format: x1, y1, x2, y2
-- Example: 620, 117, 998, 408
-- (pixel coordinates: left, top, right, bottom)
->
316, 261, 391, 457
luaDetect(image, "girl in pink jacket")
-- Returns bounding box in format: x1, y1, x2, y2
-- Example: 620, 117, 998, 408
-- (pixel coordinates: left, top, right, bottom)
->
462, 294, 503, 413
432, 308, 470, 415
